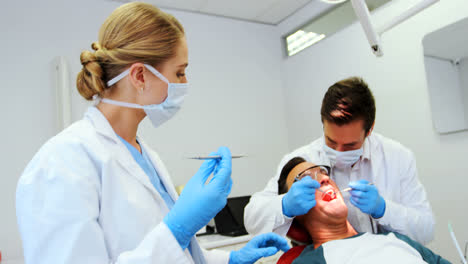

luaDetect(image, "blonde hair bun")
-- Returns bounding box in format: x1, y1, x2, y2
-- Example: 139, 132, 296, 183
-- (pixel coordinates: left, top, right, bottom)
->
76, 2, 185, 101
76, 47, 105, 100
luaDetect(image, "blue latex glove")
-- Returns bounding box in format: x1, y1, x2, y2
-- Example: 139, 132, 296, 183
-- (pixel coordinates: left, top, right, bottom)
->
349, 180, 386, 218
229, 233, 290, 264
164, 147, 232, 249
282, 177, 320, 217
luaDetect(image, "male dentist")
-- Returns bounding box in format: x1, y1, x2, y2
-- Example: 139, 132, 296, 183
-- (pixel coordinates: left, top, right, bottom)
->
244, 77, 434, 245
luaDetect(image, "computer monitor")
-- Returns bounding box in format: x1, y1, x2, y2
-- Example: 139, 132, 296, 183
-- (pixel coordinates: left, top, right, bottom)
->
214, 196, 251, 237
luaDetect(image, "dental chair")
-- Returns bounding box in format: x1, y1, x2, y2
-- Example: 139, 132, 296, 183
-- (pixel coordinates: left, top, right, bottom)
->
277, 220, 312, 264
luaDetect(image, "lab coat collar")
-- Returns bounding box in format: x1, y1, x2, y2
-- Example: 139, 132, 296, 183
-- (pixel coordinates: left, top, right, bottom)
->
85, 106, 120, 144
84, 106, 165, 202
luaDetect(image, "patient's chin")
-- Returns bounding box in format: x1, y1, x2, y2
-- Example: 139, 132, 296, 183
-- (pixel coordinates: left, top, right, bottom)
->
321, 199, 348, 219
304, 200, 348, 224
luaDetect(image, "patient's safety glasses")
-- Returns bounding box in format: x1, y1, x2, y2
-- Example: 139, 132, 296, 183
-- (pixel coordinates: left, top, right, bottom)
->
294, 165, 331, 182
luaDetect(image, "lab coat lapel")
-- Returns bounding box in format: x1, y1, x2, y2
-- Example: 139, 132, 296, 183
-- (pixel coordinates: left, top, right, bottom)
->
138, 140, 179, 202
114, 148, 160, 198
367, 135, 385, 186
140, 140, 209, 264
85, 106, 159, 198
365, 136, 384, 234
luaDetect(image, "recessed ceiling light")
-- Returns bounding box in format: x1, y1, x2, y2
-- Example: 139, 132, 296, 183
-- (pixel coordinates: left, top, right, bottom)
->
286, 30, 326, 56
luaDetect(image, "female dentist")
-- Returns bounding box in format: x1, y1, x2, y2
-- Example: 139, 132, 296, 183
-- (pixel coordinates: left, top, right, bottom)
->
16, 2, 289, 264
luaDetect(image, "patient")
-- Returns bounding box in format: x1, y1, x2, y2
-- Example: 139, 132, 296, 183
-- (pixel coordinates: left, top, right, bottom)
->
278, 157, 450, 264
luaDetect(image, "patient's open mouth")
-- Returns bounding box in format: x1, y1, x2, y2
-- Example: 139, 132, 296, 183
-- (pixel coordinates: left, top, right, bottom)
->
322, 189, 336, 202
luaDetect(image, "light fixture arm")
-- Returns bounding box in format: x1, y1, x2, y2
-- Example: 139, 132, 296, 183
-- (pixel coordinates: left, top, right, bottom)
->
350, 0, 439, 57
350, 0, 382, 56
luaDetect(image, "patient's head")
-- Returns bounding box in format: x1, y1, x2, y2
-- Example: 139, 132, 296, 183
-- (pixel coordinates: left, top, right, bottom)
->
278, 157, 349, 227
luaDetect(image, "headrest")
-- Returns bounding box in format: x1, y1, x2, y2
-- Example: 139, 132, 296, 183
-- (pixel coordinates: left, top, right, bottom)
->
286, 219, 312, 245
276, 245, 307, 264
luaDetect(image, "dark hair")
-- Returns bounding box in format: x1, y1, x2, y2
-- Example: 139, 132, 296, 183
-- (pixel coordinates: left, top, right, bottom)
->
278, 157, 306, 195
320, 77, 376, 134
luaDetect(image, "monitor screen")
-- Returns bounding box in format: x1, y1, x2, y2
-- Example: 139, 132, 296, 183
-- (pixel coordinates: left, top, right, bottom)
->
214, 196, 251, 236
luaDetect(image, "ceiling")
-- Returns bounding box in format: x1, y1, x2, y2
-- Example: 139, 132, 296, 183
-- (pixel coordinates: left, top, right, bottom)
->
110, 0, 333, 25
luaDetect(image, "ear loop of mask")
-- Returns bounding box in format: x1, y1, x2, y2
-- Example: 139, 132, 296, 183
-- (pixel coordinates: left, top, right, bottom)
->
107, 68, 130, 87
101, 64, 168, 105
106, 64, 170, 87
99, 98, 146, 109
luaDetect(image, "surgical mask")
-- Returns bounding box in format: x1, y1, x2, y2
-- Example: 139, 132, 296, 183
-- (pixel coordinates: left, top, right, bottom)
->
323, 144, 363, 169
101, 64, 188, 128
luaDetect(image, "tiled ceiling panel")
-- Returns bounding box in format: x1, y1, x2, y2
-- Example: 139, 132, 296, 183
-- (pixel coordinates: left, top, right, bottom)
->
147, 0, 206, 12
147, 0, 317, 25
254, 0, 312, 24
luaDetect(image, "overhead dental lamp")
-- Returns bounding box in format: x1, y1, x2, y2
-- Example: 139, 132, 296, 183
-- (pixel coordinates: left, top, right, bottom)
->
320, 0, 440, 57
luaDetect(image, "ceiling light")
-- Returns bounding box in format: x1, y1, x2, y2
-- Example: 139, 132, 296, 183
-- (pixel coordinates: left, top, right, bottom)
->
286, 30, 326, 56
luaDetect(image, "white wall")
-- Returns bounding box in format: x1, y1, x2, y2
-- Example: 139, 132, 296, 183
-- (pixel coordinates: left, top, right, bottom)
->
0, 0, 289, 261
460, 58, 468, 126
278, 0, 468, 262
137, 9, 290, 197
1, 0, 115, 261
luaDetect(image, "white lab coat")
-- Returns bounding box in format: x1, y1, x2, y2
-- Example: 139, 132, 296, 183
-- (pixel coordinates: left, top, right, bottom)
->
244, 133, 435, 245
16, 106, 230, 264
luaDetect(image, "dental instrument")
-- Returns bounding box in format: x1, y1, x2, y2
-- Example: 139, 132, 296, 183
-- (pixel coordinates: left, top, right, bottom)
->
316, 182, 376, 203
340, 182, 375, 193
187, 155, 246, 160
316, 188, 325, 193
323, 182, 376, 198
